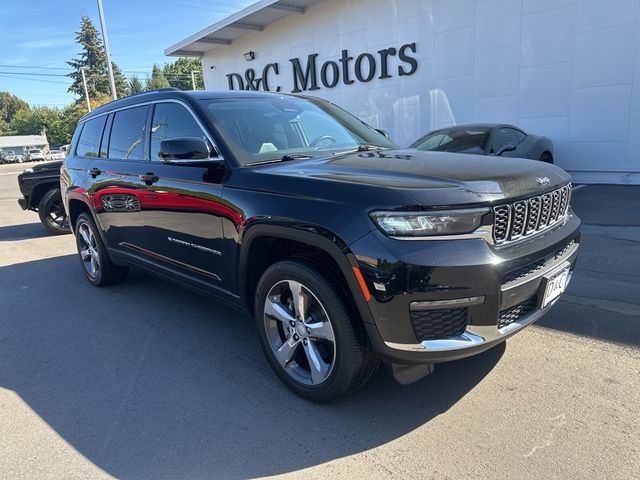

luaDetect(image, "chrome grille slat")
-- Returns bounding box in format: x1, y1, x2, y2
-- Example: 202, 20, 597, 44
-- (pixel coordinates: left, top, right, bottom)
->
509, 201, 528, 239
526, 197, 541, 233
492, 184, 572, 245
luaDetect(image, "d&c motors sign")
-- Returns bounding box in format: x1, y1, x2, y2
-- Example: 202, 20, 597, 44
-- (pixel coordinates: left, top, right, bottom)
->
226, 42, 418, 93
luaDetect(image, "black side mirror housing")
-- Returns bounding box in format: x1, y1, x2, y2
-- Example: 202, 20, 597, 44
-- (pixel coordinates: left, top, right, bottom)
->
159, 137, 213, 163
495, 143, 517, 156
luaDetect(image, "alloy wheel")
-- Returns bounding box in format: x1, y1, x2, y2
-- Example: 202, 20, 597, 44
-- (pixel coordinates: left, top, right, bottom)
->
78, 223, 100, 278
263, 280, 336, 385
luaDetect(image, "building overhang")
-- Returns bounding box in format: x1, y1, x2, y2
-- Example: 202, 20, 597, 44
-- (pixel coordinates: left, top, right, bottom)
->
165, 0, 324, 57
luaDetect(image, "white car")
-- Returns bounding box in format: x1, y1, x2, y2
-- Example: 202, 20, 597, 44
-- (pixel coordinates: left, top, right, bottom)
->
27, 149, 46, 162
48, 150, 65, 161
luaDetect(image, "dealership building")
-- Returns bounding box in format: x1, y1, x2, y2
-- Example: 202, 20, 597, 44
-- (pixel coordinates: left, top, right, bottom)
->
167, 0, 640, 184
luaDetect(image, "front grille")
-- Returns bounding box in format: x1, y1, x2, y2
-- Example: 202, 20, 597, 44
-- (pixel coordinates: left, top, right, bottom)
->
503, 259, 546, 285
555, 240, 576, 260
411, 308, 467, 341
498, 296, 538, 329
493, 184, 572, 244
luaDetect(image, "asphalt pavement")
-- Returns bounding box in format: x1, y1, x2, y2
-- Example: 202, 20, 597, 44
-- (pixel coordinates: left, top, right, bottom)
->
0, 162, 638, 480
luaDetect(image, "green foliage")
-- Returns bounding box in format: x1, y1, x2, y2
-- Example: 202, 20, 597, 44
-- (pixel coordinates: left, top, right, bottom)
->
128, 75, 144, 94
67, 16, 129, 100
9, 107, 69, 145
62, 94, 111, 141
145, 64, 170, 90
0, 91, 29, 126
163, 57, 203, 90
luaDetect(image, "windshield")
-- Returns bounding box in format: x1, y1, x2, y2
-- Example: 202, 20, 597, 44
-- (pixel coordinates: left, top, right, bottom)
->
29, 149, 41, 154
200, 95, 396, 165
412, 128, 491, 154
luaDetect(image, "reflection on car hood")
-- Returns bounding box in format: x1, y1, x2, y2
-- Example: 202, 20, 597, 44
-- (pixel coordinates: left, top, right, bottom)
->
248, 148, 571, 207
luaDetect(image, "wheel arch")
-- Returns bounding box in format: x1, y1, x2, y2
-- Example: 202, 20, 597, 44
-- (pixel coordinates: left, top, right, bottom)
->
67, 196, 93, 232
239, 224, 374, 325
30, 181, 59, 209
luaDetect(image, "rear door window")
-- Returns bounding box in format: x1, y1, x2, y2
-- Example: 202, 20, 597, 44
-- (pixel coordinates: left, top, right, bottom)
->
108, 105, 149, 160
76, 116, 107, 158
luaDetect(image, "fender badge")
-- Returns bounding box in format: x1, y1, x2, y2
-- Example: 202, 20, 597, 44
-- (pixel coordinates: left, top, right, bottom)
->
536, 177, 550, 185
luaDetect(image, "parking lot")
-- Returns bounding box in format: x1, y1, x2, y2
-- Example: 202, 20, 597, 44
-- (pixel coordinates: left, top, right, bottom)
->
0, 161, 638, 479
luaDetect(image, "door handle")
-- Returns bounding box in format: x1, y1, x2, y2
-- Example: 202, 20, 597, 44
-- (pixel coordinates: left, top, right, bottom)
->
89, 167, 101, 178
139, 172, 159, 185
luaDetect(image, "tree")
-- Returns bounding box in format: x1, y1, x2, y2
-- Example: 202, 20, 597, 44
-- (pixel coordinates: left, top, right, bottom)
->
111, 62, 129, 98
67, 16, 128, 101
0, 91, 29, 125
146, 64, 170, 90
62, 94, 111, 141
163, 57, 204, 90
9, 107, 70, 145
128, 75, 144, 94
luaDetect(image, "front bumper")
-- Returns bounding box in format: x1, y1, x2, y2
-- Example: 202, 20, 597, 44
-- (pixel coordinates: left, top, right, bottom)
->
351, 210, 581, 365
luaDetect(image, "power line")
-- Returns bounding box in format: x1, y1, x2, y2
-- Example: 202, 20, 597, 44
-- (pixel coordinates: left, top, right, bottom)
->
0, 74, 72, 85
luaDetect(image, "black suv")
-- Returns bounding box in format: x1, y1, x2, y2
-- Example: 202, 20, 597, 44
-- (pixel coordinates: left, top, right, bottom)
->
61, 89, 580, 402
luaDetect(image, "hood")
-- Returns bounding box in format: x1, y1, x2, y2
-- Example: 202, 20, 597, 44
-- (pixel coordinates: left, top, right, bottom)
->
246, 149, 571, 208
29, 160, 63, 172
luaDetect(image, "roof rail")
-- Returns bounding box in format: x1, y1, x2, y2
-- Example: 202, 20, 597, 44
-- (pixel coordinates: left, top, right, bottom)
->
125, 87, 181, 99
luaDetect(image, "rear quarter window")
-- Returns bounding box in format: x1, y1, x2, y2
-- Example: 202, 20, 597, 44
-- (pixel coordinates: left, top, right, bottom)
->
76, 116, 107, 158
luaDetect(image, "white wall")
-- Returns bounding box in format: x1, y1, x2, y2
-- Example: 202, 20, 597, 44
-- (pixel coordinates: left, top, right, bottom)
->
202, 0, 640, 184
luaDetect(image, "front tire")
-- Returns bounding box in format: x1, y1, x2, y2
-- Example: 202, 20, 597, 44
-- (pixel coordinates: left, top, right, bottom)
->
255, 259, 377, 402
74, 212, 128, 287
38, 188, 71, 235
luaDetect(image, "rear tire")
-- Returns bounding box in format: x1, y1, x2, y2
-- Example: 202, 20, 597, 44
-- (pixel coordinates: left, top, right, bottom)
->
74, 212, 128, 287
255, 258, 378, 403
38, 188, 71, 235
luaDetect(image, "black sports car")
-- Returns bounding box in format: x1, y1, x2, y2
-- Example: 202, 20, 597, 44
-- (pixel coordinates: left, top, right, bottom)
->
410, 124, 554, 163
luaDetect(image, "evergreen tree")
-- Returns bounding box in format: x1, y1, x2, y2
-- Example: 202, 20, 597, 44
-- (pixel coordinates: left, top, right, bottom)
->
129, 75, 144, 94
67, 16, 127, 101
163, 57, 203, 90
112, 62, 130, 98
146, 64, 170, 90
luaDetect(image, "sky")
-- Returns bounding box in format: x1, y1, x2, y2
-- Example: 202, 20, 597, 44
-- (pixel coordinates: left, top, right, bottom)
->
0, 0, 255, 107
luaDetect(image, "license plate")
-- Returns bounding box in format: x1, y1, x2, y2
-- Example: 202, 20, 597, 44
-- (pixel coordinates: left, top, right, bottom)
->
542, 267, 570, 308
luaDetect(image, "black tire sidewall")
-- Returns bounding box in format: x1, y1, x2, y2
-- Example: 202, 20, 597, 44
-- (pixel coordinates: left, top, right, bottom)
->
255, 259, 366, 402
38, 188, 70, 235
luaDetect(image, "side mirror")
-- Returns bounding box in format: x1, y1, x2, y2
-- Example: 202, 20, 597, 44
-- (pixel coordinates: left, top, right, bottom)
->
375, 128, 391, 139
495, 143, 517, 156
159, 137, 215, 163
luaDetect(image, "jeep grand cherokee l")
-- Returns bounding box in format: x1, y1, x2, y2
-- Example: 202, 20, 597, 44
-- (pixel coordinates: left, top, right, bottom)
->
61, 89, 580, 402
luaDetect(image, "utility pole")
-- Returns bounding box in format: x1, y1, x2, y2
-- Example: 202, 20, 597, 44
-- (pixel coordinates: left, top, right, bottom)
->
80, 67, 91, 111
191, 70, 199, 90
97, 0, 117, 100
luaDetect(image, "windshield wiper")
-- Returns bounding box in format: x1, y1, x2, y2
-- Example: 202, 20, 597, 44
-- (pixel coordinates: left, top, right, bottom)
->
280, 154, 314, 161
357, 144, 385, 152
246, 154, 314, 166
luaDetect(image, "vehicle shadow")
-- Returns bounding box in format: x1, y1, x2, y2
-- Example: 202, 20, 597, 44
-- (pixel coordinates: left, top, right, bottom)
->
0, 254, 504, 479
0, 222, 57, 241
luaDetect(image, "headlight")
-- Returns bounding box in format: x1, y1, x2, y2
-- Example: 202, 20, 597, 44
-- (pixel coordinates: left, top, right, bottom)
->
370, 208, 488, 237
22, 168, 34, 174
